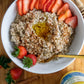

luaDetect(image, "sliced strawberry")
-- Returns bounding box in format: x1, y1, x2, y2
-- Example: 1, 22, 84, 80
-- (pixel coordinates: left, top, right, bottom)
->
43, 0, 51, 12
57, 3, 69, 15
10, 68, 23, 80
35, 0, 39, 9
47, 0, 56, 12
58, 9, 72, 21
16, 0, 23, 16
38, 0, 42, 9
46, 0, 54, 11
65, 16, 78, 28
30, 0, 37, 10
39, 0, 46, 9
51, 0, 63, 13
22, 0, 30, 15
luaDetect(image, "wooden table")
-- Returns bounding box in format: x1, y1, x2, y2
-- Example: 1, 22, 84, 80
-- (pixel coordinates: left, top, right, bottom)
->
0, 0, 84, 84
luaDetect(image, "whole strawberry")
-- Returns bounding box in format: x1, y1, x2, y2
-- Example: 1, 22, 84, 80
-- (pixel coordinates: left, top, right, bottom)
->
12, 46, 27, 59
5, 68, 23, 84
0, 65, 2, 69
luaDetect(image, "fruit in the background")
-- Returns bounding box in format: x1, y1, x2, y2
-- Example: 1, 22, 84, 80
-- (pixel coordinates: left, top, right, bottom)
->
39, 0, 46, 9
0, 65, 2, 68
16, 0, 23, 16
65, 16, 78, 28
58, 9, 72, 21
5, 68, 23, 84
30, 0, 37, 10
10, 68, 23, 80
51, 0, 63, 13
23, 54, 37, 68
35, 0, 39, 9
12, 46, 27, 59
22, 0, 30, 14
47, 0, 55, 12
57, 3, 69, 15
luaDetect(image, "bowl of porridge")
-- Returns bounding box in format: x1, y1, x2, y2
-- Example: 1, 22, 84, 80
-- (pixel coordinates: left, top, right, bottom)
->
1, 0, 84, 74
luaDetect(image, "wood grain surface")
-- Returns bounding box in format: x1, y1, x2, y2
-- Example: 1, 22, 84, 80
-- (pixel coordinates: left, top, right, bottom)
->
0, 0, 84, 84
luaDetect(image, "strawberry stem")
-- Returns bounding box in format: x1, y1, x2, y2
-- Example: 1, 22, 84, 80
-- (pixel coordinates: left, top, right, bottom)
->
23, 57, 33, 68
12, 46, 20, 57
5, 71, 15, 84
0, 56, 11, 69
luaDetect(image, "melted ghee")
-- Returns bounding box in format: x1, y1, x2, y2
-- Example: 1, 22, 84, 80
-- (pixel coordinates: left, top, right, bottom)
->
32, 22, 50, 39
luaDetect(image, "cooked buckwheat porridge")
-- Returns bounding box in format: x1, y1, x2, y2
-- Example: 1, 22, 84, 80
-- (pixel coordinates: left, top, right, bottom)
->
10, 9, 74, 62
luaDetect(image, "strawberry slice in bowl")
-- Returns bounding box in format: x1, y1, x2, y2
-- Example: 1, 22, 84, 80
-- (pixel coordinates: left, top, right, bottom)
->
30, 0, 37, 10
39, 0, 47, 9
47, 0, 56, 12
43, 0, 51, 12
51, 0, 63, 13
22, 0, 30, 15
65, 16, 78, 28
16, 0, 23, 16
58, 9, 72, 21
35, 0, 39, 9
57, 3, 69, 15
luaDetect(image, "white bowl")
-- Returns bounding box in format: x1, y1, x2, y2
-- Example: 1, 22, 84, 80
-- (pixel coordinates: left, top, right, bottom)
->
1, 0, 84, 74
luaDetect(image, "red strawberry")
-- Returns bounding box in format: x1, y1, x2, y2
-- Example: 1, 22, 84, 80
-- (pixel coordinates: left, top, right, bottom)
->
0, 65, 2, 68
57, 3, 69, 15
6, 68, 23, 84
58, 9, 72, 21
43, 0, 51, 12
26, 54, 37, 65
12, 46, 27, 59
23, 54, 37, 68
22, 0, 30, 15
39, 0, 46, 9
30, 0, 37, 10
35, 0, 39, 9
17, 46, 27, 59
65, 16, 78, 28
51, 0, 63, 13
10, 68, 23, 80
47, 0, 56, 12
16, 0, 23, 16
46, 0, 53, 12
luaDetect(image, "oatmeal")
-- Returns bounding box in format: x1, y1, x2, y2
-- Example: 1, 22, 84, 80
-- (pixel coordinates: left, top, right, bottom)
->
10, 9, 74, 62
